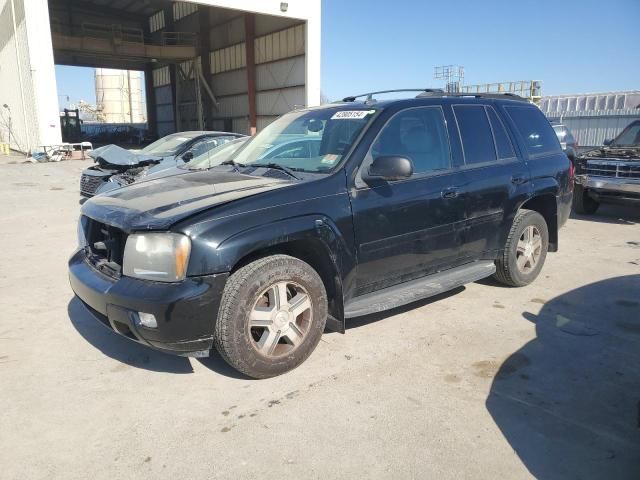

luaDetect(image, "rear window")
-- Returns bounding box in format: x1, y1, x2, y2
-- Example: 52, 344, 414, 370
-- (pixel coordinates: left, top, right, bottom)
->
505, 106, 561, 156
453, 105, 497, 165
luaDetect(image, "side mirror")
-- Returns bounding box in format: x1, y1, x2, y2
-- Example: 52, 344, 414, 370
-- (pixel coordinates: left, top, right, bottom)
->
364, 155, 413, 182
603, 139, 613, 146
181, 151, 194, 162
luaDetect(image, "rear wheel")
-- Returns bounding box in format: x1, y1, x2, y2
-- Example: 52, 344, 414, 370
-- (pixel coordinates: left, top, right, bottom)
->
214, 255, 327, 379
494, 209, 549, 287
573, 184, 599, 214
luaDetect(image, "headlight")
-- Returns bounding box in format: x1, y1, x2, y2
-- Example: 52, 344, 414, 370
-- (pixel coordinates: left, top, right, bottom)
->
123, 233, 191, 282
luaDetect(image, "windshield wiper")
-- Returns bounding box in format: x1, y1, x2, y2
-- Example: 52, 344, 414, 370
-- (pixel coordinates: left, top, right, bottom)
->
251, 163, 301, 180
220, 159, 247, 171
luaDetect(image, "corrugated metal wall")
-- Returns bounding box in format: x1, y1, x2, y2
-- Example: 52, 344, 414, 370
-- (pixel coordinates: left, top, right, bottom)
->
546, 110, 640, 150
541, 91, 640, 149
208, 16, 306, 135
254, 24, 305, 132
153, 66, 174, 137
0, 0, 39, 151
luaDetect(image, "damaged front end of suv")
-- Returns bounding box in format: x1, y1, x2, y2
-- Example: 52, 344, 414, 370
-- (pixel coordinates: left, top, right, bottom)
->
573, 120, 640, 214
80, 145, 163, 197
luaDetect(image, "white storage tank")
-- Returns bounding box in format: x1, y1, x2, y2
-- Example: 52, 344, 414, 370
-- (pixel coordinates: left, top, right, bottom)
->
95, 68, 145, 123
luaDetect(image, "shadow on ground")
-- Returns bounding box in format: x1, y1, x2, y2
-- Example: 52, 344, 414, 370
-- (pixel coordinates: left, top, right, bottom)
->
569, 203, 640, 225
486, 275, 640, 479
67, 297, 249, 378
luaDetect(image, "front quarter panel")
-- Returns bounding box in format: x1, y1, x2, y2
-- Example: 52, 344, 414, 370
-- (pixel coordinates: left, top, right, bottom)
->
176, 174, 356, 289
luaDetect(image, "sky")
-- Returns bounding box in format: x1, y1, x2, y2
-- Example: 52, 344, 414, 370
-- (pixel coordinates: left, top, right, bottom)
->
56, 0, 640, 108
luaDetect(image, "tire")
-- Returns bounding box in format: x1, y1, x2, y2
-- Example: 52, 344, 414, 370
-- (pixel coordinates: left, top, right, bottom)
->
494, 209, 549, 287
213, 254, 327, 379
573, 184, 599, 214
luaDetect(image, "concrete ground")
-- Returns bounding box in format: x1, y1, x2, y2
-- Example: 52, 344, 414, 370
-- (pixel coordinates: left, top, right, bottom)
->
1, 160, 639, 480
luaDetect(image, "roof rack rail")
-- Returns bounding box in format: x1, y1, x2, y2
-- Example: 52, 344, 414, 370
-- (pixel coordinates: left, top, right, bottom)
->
416, 91, 528, 102
342, 89, 444, 102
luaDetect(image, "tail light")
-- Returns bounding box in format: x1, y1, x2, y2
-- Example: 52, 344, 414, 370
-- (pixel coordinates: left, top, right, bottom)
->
568, 159, 575, 182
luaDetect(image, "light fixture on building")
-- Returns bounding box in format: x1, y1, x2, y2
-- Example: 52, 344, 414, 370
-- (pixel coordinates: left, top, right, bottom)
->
280, 2, 288, 12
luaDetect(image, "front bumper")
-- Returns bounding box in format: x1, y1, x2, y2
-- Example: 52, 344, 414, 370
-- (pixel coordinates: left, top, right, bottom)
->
68, 249, 229, 356
575, 175, 640, 196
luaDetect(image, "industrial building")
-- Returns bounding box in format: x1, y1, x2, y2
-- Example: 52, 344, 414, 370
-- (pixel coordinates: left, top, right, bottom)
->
540, 91, 640, 149
0, 0, 321, 153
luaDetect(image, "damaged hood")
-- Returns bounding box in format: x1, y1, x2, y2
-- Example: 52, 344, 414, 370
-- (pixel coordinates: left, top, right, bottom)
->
581, 147, 640, 161
81, 170, 291, 231
88, 144, 164, 168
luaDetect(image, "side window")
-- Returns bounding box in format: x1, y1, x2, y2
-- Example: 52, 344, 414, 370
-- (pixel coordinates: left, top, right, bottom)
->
505, 106, 562, 156
453, 105, 497, 165
370, 107, 451, 175
486, 107, 516, 159
565, 129, 576, 145
190, 137, 224, 157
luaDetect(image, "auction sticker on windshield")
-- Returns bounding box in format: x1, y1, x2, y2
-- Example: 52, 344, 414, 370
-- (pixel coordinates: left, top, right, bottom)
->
331, 110, 373, 120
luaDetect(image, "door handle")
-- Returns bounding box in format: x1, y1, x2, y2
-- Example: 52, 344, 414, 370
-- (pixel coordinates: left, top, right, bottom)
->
511, 175, 527, 185
441, 189, 458, 199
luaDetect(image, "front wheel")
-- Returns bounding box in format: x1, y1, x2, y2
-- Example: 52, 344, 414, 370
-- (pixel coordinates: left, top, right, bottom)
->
214, 255, 327, 379
494, 209, 549, 287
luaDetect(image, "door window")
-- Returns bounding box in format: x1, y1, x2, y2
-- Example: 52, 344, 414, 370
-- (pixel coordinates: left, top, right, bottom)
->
453, 105, 497, 165
486, 107, 516, 159
370, 107, 451, 174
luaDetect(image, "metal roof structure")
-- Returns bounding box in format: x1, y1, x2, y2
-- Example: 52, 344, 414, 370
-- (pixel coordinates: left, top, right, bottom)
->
540, 91, 640, 115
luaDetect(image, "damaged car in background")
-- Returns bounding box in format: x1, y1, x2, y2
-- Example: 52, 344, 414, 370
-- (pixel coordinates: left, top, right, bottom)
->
79, 131, 245, 197
573, 119, 640, 214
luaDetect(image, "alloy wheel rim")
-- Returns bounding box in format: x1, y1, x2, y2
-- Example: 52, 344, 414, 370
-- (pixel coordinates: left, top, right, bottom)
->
516, 225, 542, 274
248, 281, 312, 358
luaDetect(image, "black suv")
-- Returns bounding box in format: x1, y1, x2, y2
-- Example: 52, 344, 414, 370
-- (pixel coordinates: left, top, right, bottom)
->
573, 120, 640, 214
69, 90, 572, 378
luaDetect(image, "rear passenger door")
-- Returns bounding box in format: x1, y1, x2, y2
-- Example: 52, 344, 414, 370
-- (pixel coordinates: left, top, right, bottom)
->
452, 104, 530, 262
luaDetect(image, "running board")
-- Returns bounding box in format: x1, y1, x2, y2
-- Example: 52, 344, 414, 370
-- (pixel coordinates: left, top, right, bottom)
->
344, 261, 496, 318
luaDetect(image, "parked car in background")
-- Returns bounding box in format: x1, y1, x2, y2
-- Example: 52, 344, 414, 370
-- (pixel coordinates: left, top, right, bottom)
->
573, 119, 640, 214
551, 122, 578, 162
112, 136, 322, 186
69, 91, 572, 378
80, 131, 245, 197
134, 136, 251, 184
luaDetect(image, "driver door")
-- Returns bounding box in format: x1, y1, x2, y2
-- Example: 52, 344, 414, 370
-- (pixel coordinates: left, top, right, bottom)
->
349, 106, 467, 296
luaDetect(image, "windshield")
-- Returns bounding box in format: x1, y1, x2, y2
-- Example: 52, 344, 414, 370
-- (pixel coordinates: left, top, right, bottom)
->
140, 133, 200, 156
612, 122, 640, 147
182, 137, 249, 170
229, 107, 377, 173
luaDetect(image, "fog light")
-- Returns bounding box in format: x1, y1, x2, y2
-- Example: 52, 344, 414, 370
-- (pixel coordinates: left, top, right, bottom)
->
137, 312, 157, 328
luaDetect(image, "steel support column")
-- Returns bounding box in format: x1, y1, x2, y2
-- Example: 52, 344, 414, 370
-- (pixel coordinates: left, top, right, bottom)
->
144, 64, 157, 138
199, 8, 214, 129
244, 13, 257, 135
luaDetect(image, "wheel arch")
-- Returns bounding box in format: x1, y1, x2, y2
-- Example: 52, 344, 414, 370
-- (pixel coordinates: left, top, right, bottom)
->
520, 194, 558, 252
218, 216, 349, 333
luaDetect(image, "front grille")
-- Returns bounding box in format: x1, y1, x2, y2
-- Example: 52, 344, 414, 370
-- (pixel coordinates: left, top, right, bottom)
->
585, 160, 640, 179
81, 216, 127, 278
80, 174, 105, 196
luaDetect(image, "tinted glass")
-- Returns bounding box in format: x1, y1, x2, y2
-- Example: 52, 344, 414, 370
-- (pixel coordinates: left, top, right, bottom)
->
454, 105, 497, 164
190, 136, 234, 157
371, 107, 450, 174
487, 107, 516, 159
505, 106, 562, 156
612, 121, 640, 147
184, 137, 249, 170
141, 132, 201, 156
